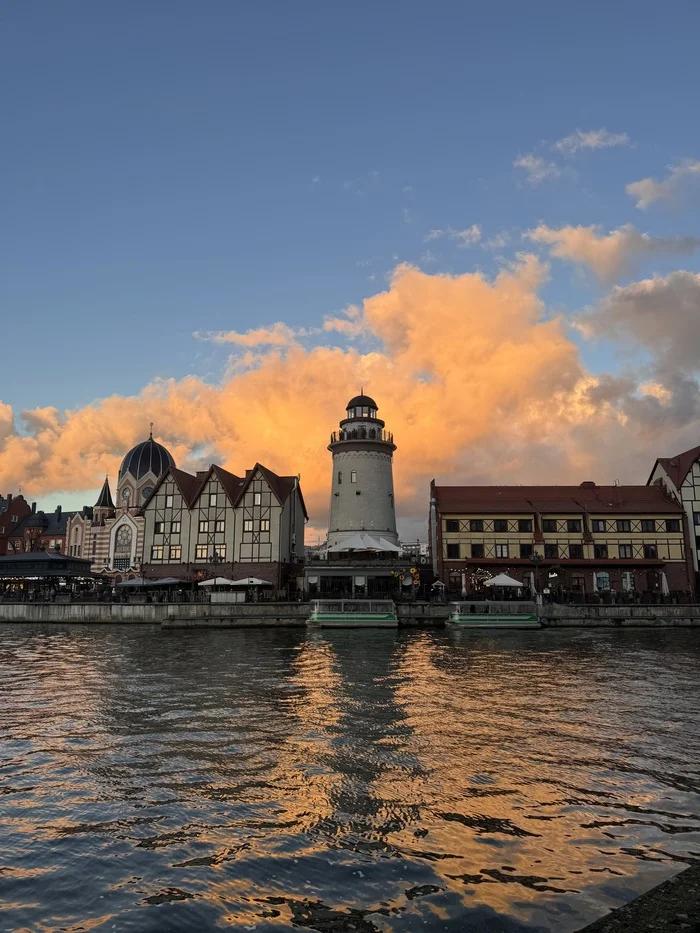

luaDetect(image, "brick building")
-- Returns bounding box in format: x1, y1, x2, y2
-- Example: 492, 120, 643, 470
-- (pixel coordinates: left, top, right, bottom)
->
429, 480, 693, 599
0, 494, 32, 555
8, 505, 76, 554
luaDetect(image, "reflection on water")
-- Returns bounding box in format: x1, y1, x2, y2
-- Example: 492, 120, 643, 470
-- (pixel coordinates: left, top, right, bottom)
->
0, 625, 699, 932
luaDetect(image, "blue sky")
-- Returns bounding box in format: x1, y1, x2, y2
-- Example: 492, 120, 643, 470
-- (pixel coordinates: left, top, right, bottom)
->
2, 2, 700, 519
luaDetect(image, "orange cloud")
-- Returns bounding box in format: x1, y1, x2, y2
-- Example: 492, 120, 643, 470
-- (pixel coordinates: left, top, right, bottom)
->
195, 322, 308, 347
0, 260, 693, 532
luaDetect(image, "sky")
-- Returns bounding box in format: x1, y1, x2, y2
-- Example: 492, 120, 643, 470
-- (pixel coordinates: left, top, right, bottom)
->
2, 1, 700, 540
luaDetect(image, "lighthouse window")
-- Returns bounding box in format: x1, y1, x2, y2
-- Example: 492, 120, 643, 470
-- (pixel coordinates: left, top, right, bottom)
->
338, 471, 342, 485
351, 471, 357, 483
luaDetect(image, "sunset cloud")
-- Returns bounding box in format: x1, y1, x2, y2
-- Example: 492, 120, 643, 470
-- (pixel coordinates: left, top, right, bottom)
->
424, 225, 482, 247
195, 323, 311, 348
2, 262, 699, 533
626, 158, 700, 209
526, 223, 700, 282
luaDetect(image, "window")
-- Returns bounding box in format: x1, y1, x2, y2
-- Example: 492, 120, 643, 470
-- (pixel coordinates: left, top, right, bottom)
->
469, 519, 483, 532
518, 519, 533, 533
567, 519, 582, 533
195, 545, 208, 560
351, 471, 357, 483
569, 544, 584, 559
495, 543, 508, 558
244, 519, 253, 533
621, 571, 634, 592
214, 545, 226, 560
571, 574, 585, 592
448, 573, 461, 590
446, 543, 460, 559
151, 545, 164, 560
592, 519, 606, 533
471, 543, 484, 558
520, 543, 533, 558
594, 544, 608, 559
199, 520, 209, 534
694, 512, 700, 526
445, 519, 459, 532
254, 492, 262, 505
542, 519, 557, 533
209, 493, 217, 508
616, 519, 631, 532
666, 519, 681, 533
643, 544, 658, 559
337, 472, 342, 485
596, 571, 611, 591
165, 494, 174, 508
169, 545, 181, 560
619, 544, 633, 558
215, 519, 225, 533
260, 518, 270, 532
641, 519, 656, 533
154, 521, 164, 534
544, 543, 558, 559
91, 537, 96, 555
494, 519, 508, 532
171, 521, 180, 534
11, 515, 18, 523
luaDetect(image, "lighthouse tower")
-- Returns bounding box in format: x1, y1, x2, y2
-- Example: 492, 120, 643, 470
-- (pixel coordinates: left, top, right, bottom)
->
327, 393, 398, 548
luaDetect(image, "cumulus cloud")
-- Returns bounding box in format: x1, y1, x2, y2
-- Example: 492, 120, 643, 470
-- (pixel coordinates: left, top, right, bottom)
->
513, 154, 561, 185
5, 262, 700, 531
627, 159, 700, 209
577, 271, 700, 374
526, 223, 700, 282
553, 128, 630, 155
424, 225, 481, 246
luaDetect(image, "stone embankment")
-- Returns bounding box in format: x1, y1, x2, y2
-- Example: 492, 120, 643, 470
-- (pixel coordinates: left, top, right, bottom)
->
0, 601, 699, 627
576, 862, 700, 932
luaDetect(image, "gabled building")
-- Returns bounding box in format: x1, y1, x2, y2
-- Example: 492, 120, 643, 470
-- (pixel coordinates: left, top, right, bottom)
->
648, 443, 700, 588
430, 480, 693, 598
140, 462, 307, 588
8, 505, 76, 554
0, 493, 32, 555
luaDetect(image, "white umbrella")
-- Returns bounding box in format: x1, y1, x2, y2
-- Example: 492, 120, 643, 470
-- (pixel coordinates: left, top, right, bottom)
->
592, 571, 598, 593
228, 577, 273, 587
529, 571, 537, 593
661, 572, 670, 596
327, 533, 385, 552
483, 573, 522, 588
198, 576, 235, 587
460, 571, 467, 597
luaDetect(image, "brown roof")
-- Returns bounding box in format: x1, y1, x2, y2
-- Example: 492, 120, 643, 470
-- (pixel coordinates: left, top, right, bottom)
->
236, 463, 309, 519
432, 482, 683, 515
649, 443, 700, 489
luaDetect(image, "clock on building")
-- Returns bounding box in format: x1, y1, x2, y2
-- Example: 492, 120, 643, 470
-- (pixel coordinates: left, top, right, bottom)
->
141, 486, 154, 502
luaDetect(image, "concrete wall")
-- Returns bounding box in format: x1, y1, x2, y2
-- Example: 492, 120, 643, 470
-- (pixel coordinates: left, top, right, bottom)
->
540, 604, 700, 627
0, 602, 166, 623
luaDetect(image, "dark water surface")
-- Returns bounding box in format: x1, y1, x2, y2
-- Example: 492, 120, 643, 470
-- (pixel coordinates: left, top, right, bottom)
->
1, 625, 699, 932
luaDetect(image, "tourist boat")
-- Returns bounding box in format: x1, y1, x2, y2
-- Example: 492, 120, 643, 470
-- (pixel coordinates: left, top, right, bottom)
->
447, 600, 541, 629
307, 599, 399, 628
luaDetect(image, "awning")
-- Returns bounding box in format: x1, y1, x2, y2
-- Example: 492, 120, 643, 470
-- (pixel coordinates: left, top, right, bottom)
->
227, 577, 274, 587
327, 533, 399, 553
198, 576, 235, 587
117, 577, 182, 588
483, 573, 523, 588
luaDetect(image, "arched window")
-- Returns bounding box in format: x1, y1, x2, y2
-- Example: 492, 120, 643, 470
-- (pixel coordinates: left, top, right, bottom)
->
338, 471, 342, 485
596, 571, 610, 591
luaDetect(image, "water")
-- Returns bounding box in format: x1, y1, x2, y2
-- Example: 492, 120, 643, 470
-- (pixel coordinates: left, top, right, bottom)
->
1, 625, 699, 933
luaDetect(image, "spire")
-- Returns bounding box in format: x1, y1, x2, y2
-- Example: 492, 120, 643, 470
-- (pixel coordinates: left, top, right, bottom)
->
94, 475, 115, 510
149, 422, 154, 440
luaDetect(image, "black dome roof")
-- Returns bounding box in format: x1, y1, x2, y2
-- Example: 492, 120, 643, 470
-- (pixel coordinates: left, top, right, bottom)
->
347, 394, 378, 410
119, 436, 175, 480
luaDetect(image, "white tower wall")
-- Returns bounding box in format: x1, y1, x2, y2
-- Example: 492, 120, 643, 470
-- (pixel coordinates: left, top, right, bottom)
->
326, 395, 398, 548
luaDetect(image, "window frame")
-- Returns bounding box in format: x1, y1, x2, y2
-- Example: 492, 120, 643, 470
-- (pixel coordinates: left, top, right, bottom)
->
446, 542, 460, 559
495, 542, 509, 558
567, 519, 582, 533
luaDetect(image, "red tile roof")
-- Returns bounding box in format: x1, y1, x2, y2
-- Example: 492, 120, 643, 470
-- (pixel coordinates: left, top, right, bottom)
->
432, 483, 683, 515
648, 444, 700, 489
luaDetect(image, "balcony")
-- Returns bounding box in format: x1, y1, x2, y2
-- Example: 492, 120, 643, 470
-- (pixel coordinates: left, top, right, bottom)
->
330, 428, 394, 444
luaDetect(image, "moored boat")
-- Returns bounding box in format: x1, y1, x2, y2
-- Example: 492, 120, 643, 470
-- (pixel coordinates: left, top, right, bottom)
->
307, 598, 399, 628
448, 600, 540, 629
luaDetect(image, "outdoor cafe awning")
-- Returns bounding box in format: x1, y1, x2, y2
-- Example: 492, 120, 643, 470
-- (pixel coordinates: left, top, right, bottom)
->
117, 577, 182, 588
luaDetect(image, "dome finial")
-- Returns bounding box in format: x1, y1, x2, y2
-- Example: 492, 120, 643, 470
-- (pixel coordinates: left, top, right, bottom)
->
149, 422, 154, 440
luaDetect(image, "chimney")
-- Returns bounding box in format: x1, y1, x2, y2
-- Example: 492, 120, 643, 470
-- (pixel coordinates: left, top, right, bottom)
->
55, 505, 62, 519
7, 493, 12, 506
31, 502, 37, 514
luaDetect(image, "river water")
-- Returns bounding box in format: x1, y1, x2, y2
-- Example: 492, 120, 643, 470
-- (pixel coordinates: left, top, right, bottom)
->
0, 625, 699, 932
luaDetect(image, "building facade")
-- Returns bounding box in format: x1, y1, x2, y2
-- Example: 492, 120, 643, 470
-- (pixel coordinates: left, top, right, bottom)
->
8, 505, 76, 554
648, 443, 700, 590
140, 462, 307, 588
66, 431, 175, 575
430, 481, 692, 598
0, 494, 32, 555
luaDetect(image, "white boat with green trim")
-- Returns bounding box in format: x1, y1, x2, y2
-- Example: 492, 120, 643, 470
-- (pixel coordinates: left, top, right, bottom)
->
307, 599, 399, 628
448, 600, 540, 629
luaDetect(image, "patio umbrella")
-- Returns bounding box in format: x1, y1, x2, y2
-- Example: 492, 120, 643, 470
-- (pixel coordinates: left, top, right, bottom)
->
661, 572, 670, 596
483, 573, 522, 588
198, 576, 235, 587
228, 577, 273, 587
592, 572, 598, 593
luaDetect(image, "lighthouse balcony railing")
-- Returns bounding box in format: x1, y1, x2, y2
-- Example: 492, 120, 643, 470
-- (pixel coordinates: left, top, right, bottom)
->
330, 429, 394, 444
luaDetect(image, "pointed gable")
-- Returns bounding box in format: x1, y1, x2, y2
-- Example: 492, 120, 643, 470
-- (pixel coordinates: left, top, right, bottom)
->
648, 444, 700, 489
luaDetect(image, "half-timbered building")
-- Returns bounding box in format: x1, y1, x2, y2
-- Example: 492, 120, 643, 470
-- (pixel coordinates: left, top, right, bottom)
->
141, 462, 307, 588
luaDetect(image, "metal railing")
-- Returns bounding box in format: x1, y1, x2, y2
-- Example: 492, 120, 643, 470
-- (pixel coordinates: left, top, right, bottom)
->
329, 429, 394, 444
